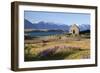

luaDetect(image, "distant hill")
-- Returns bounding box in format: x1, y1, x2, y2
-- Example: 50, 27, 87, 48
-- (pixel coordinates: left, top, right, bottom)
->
80, 30, 90, 34
24, 19, 90, 32
24, 19, 69, 32
79, 24, 90, 31
24, 19, 36, 29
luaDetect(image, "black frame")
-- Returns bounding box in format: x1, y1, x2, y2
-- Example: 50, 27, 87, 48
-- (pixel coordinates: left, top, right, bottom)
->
11, 1, 98, 71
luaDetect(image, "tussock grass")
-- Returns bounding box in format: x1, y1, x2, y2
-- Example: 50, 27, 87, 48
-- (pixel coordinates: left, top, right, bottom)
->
24, 34, 90, 61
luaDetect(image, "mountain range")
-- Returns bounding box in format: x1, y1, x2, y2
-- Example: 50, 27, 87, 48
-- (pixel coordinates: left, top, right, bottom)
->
24, 19, 90, 31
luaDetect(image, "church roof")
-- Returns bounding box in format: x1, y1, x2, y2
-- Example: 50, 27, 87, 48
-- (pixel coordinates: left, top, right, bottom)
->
70, 24, 80, 29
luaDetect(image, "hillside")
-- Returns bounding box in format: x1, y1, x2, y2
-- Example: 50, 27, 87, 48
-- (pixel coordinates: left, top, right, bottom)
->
24, 19, 90, 32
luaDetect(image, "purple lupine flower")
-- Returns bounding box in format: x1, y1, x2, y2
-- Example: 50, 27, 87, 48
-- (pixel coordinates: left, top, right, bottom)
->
39, 49, 52, 57
39, 48, 57, 57
38, 45, 81, 58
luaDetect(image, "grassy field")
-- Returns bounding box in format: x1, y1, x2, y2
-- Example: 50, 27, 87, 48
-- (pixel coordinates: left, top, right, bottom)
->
24, 34, 90, 61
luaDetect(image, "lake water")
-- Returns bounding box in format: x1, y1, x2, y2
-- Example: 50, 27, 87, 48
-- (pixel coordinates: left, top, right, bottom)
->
25, 31, 64, 37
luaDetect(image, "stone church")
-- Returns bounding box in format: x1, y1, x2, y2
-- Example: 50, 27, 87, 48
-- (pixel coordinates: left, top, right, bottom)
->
69, 24, 80, 36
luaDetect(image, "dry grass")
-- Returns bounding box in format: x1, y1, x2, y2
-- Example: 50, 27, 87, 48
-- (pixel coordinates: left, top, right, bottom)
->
24, 35, 90, 61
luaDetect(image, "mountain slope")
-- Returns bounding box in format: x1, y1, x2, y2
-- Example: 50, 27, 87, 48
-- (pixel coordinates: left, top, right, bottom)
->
24, 19, 69, 31
24, 19, 37, 29
24, 19, 90, 31
79, 24, 90, 31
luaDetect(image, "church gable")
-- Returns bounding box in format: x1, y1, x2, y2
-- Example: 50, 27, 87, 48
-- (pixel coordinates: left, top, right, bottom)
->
69, 24, 80, 36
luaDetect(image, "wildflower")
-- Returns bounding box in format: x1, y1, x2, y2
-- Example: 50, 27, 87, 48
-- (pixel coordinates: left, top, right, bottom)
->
38, 48, 57, 57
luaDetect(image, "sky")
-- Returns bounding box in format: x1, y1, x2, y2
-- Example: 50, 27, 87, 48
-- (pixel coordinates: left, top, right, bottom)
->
24, 11, 90, 25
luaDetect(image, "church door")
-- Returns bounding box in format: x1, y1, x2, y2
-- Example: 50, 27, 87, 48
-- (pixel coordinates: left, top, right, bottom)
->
73, 30, 75, 34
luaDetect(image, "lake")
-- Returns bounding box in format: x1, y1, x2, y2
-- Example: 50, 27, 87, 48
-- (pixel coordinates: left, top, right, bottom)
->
25, 31, 65, 37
